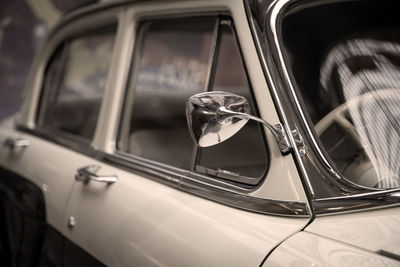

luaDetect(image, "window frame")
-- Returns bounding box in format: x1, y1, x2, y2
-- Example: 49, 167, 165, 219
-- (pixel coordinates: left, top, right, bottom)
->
194, 17, 269, 184
278, 0, 400, 190
277, 0, 400, 191
35, 26, 117, 146
115, 13, 270, 188
253, 0, 400, 214
15, 6, 122, 156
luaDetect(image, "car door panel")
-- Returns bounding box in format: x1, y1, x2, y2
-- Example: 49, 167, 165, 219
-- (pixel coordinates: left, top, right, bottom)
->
305, 207, 400, 259
0, 129, 95, 231
63, 161, 310, 267
0, 127, 101, 266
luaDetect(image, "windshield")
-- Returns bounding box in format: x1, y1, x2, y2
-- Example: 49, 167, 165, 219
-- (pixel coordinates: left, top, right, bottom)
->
281, 0, 400, 189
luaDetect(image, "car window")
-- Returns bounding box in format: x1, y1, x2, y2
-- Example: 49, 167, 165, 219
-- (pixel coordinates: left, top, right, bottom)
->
38, 29, 116, 141
281, 0, 400, 189
119, 17, 215, 170
119, 17, 268, 185
195, 23, 268, 184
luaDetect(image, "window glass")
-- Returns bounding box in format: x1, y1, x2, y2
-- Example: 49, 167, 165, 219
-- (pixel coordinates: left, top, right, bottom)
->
196, 24, 268, 183
281, 0, 400, 188
38, 30, 115, 141
119, 17, 268, 185
120, 18, 215, 169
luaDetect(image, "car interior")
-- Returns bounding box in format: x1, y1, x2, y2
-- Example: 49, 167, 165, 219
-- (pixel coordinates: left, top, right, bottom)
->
281, 0, 400, 188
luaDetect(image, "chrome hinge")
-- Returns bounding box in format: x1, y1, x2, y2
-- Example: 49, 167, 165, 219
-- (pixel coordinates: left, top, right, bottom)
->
291, 129, 306, 157
272, 123, 292, 154
273, 125, 305, 156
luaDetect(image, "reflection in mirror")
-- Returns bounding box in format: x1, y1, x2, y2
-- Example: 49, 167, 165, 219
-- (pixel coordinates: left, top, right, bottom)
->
186, 91, 250, 147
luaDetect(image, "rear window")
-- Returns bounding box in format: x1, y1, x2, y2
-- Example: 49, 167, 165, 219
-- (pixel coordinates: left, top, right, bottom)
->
37, 29, 116, 142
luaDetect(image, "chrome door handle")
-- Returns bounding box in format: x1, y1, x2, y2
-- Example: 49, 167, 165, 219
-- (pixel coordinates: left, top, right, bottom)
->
75, 165, 118, 184
3, 137, 30, 149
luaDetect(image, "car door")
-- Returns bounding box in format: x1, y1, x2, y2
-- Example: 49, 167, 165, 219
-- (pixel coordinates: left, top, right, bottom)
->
61, 1, 311, 266
0, 9, 119, 267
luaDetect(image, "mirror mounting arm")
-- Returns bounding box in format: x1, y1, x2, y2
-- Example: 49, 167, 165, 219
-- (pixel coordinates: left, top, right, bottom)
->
217, 107, 293, 154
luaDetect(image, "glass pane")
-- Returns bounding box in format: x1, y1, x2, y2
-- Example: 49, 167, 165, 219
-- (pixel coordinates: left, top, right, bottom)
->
121, 18, 215, 169
197, 24, 268, 183
281, 0, 400, 188
40, 30, 115, 140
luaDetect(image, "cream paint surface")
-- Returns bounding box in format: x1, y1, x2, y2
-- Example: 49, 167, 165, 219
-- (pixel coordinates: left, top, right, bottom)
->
264, 231, 399, 266
64, 162, 310, 267
306, 206, 400, 256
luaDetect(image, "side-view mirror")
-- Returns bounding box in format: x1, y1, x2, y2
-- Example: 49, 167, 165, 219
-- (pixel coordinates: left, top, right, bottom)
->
185, 91, 250, 147
185, 91, 293, 153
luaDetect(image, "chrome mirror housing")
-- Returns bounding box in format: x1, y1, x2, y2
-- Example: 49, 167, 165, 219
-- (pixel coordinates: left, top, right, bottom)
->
185, 91, 251, 147
186, 91, 293, 153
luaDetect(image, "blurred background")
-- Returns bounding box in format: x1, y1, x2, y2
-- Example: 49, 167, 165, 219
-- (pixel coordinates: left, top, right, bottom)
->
0, 0, 103, 121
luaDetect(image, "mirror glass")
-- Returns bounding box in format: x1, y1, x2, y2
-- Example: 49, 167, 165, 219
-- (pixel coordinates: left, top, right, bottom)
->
186, 91, 251, 147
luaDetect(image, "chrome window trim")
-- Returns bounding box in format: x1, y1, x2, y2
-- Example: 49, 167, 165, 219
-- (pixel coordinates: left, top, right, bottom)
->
313, 191, 400, 216
17, 125, 97, 158
245, 0, 400, 214
100, 151, 310, 217
114, 151, 256, 192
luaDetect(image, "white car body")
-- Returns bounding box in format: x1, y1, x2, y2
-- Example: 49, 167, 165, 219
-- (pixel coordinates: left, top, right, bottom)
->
0, 0, 399, 266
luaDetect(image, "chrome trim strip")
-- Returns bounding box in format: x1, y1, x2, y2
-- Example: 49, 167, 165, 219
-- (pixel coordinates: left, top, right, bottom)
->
17, 125, 97, 158
313, 191, 400, 215
100, 152, 310, 217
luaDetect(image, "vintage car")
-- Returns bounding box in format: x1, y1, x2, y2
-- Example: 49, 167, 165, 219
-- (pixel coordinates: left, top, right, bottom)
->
0, 0, 399, 266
